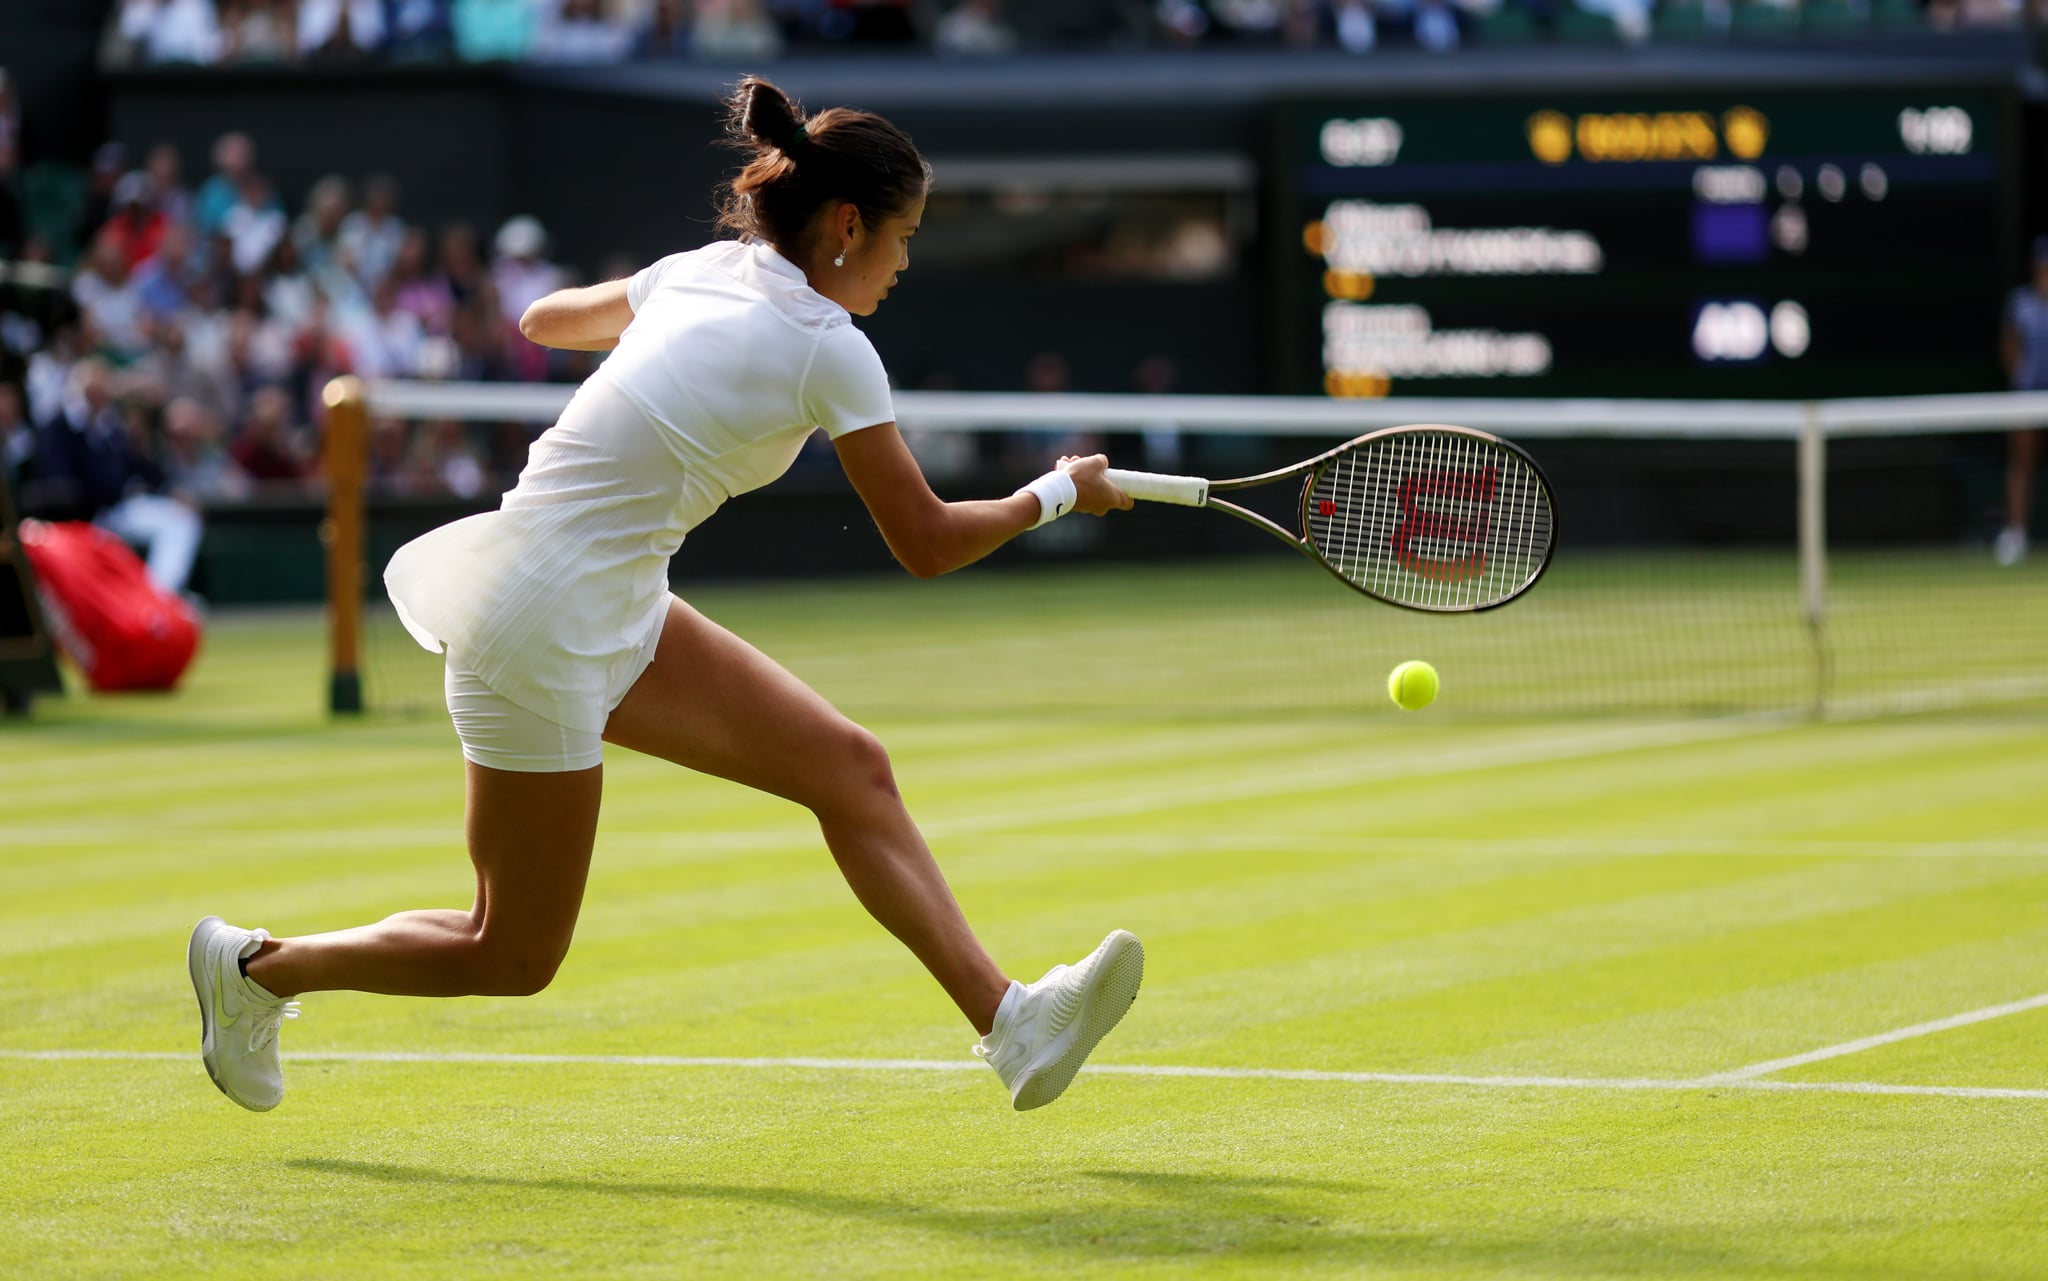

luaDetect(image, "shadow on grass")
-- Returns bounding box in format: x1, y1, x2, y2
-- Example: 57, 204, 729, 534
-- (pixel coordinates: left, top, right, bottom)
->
290, 1156, 1369, 1262
286, 1156, 1753, 1271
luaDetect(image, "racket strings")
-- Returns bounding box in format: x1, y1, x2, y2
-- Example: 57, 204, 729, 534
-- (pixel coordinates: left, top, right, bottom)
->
1304, 430, 1554, 611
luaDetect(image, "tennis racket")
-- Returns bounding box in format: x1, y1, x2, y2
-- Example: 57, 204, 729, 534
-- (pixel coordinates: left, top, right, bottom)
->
1106, 424, 1556, 612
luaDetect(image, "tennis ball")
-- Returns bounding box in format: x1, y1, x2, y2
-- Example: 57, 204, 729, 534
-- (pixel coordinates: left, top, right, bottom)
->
1387, 660, 1439, 711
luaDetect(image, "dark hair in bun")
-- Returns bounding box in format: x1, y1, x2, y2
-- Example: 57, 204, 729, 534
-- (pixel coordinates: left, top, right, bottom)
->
716, 76, 931, 258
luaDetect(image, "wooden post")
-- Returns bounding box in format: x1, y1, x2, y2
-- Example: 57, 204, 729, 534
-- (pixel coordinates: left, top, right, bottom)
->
322, 375, 368, 714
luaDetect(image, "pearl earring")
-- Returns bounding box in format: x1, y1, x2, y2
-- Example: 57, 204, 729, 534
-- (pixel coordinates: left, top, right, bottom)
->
833, 251, 846, 267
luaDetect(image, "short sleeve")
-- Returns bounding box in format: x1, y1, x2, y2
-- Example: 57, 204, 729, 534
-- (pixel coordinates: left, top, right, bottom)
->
801, 327, 895, 439
626, 253, 690, 313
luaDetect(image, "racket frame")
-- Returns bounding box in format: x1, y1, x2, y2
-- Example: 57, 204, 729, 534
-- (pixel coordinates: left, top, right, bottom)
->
1120, 423, 1558, 613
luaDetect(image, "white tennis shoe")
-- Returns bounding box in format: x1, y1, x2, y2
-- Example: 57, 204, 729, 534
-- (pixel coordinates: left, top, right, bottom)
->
1995, 526, 2029, 567
974, 929, 1144, 1111
187, 915, 299, 1112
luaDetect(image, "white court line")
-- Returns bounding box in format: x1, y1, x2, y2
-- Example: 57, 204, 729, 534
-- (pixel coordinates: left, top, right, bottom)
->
1702, 992, 2048, 1084
6, 1049, 2045, 1101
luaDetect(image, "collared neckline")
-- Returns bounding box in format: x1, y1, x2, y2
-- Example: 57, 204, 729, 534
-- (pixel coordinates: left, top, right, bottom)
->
748, 239, 847, 320
752, 241, 808, 284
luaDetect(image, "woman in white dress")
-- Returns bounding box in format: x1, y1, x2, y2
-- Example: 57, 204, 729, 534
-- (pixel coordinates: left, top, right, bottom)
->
188, 77, 1144, 1114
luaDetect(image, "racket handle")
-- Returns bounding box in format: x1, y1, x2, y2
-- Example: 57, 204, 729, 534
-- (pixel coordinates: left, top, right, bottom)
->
1105, 468, 1210, 507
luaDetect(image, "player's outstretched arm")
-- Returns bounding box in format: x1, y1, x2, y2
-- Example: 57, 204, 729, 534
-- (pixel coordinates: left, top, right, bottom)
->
835, 423, 1130, 579
518, 279, 634, 352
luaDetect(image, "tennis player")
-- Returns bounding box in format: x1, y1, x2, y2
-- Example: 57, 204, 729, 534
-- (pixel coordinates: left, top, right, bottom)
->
188, 76, 1143, 1114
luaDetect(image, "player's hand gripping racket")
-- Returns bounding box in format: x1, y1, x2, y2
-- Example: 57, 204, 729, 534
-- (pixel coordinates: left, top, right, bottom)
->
1106, 424, 1556, 611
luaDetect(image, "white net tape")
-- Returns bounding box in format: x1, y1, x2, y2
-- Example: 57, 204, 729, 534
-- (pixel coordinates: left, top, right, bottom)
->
361, 379, 2048, 440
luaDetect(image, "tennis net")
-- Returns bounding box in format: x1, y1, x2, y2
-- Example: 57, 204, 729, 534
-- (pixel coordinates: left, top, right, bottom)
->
326, 380, 2048, 721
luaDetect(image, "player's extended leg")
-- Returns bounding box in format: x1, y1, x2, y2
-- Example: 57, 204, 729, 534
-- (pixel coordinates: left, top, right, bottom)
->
603, 596, 1013, 1034
190, 759, 603, 1109
242, 761, 605, 999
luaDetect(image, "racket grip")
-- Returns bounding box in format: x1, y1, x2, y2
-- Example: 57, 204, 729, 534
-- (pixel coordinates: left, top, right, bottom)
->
1105, 468, 1210, 507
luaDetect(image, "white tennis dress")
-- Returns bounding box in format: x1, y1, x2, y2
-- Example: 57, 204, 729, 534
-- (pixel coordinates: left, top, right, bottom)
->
384, 240, 895, 733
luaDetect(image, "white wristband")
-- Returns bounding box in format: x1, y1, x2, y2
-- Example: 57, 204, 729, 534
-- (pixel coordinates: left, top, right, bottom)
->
1018, 470, 1078, 529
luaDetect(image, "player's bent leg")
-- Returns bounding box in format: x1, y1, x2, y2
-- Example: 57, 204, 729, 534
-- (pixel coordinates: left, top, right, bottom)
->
604, 596, 1014, 1032
238, 760, 604, 1000
190, 761, 601, 1111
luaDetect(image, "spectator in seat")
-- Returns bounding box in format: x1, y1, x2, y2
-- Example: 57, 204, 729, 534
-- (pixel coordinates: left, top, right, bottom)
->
633, 0, 692, 57
194, 133, 260, 239
26, 358, 204, 594
341, 174, 406, 290
115, 0, 226, 65
145, 143, 193, 231
72, 234, 153, 362
133, 222, 200, 323
25, 321, 85, 429
101, 172, 170, 275
222, 0, 298, 61
223, 172, 289, 276
292, 175, 354, 280
221, 0, 299, 61
300, 0, 390, 58
229, 386, 310, 490
391, 226, 456, 335
346, 278, 427, 378
261, 238, 320, 334
161, 396, 251, 504
535, 0, 635, 61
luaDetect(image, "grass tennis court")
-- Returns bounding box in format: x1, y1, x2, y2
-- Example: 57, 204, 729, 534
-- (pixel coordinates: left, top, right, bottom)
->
6, 566, 2048, 1279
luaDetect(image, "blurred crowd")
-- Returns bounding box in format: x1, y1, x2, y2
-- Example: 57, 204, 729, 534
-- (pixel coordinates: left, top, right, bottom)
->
0, 127, 601, 592
103, 0, 1973, 65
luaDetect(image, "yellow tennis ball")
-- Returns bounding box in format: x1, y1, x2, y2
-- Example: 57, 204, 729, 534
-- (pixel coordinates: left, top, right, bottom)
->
1388, 660, 1439, 711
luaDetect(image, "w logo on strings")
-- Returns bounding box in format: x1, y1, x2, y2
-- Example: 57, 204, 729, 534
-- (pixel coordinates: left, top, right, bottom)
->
1391, 466, 1495, 583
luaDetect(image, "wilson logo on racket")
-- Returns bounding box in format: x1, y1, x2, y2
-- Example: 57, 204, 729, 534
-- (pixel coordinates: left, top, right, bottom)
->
1391, 467, 1495, 582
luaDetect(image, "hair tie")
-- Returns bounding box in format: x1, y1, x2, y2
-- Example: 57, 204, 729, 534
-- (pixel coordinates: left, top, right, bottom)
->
790, 125, 808, 147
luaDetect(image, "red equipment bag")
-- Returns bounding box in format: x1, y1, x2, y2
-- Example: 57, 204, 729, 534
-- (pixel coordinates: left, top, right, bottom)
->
18, 520, 202, 692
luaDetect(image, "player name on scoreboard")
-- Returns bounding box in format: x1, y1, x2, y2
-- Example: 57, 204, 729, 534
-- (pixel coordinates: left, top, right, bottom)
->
1279, 88, 2010, 400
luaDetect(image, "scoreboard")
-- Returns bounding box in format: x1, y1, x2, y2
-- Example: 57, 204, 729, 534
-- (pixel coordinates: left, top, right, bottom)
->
1275, 88, 2014, 399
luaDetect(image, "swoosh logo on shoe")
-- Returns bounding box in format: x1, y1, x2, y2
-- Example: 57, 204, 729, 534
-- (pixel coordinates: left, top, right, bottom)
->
212, 957, 240, 1030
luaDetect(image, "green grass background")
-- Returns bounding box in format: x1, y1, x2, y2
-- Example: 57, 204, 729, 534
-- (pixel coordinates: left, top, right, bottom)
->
5, 562, 2048, 1279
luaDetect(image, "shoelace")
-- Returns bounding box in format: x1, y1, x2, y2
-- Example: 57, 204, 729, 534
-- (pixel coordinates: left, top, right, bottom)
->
248, 999, 301, 1053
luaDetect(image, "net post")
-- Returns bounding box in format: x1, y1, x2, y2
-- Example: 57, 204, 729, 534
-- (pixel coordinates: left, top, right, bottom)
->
1797, 402, 1831, 715
322, 375, 368, 715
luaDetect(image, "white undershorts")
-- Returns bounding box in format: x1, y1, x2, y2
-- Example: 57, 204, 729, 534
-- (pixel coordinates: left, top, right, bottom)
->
439, 595, 670, 773
444, 657, 606, 772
